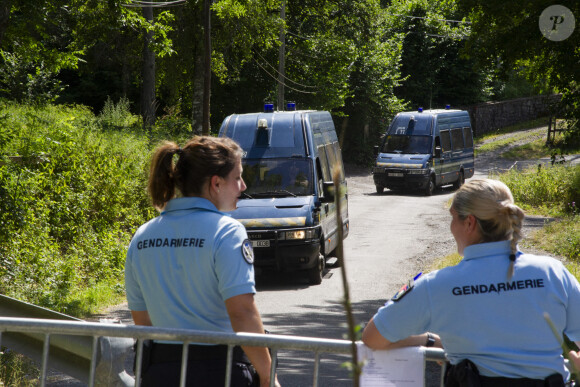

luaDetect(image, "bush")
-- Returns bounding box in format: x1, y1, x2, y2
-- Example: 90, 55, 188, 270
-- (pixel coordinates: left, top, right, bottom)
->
0, 102, 154, 315
498, 163, 580, 263
97, 96, 140, 129
498, 164, 580, 216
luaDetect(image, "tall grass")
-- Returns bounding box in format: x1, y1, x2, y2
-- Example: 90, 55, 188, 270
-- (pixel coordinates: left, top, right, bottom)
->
0, 101, 155, 316
497, 164, 580, 217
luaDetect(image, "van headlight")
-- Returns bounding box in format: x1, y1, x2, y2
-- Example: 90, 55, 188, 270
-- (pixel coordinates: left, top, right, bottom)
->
278, 228, 317, 240
407, 168, 429, 175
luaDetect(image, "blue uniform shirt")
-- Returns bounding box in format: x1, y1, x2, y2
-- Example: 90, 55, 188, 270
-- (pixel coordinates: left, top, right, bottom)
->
372, 240, 580, 380
125, 197, 256, 333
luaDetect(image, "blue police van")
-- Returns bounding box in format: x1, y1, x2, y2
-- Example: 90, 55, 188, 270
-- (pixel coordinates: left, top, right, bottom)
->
218, 104, 349, 285
373, 108, 474, 195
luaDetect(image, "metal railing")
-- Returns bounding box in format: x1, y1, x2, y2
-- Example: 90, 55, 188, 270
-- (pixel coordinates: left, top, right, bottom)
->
0, 316, 447, 386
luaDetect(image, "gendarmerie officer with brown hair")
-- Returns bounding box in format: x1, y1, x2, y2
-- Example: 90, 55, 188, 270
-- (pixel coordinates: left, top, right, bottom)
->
125, 136, 280, 387
363, 179, 580, 386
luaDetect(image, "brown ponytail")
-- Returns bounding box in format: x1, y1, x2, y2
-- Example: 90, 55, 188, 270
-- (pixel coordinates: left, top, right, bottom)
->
147, 142, 182, 211
147, 136, 243, 211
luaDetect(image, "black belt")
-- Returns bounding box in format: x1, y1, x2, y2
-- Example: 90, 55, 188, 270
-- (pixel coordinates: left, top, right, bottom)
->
479, 373, 565, 387
444, 359, 567, 387
150, 343, 251, 365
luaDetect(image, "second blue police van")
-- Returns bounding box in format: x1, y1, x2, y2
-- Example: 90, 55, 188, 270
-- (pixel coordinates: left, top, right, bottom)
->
218, 105, 349, 285
373, 108, 475, 195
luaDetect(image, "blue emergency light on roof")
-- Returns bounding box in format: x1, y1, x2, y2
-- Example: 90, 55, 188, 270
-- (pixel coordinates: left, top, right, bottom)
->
286, 102, 296, 111
418, 107, 423, 113
445, 104, 451, 110
264, 103, 274, 113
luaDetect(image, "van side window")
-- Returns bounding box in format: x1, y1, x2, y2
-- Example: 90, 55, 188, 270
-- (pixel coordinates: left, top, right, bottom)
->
451, 128, 464, 150
318, 146, 331, 181
316, 159, 325, 194
440, 130, 451, 152
325, 142, 344, 181
463, 127, 474, 148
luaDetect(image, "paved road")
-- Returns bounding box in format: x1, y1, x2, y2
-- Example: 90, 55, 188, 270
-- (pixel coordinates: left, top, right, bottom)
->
65, 126, 580, 385
253, 166, 457, 386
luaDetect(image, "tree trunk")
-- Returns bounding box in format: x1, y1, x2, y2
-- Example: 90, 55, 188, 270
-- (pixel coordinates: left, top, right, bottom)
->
191, 3, 205, 135
191, 51, 204, 135
0, 0, 14, 46
141, 6, 156, 130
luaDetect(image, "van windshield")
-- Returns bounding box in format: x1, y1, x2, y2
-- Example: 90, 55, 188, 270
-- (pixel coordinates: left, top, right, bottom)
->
381, 135, 432, 154
241, 158, 314, 197
387, 114, 432, 135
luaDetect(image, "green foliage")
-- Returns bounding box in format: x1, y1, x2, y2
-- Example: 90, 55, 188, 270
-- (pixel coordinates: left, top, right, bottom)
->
457, 0, 580, 154
0, 50, 65, 104
152, 105, 194, 143
0, 102, 153, 315
0, 349, 39, 386
98, 96, 140, 129
528, 216, 580, 261
497, 164, 580, 216
387, 0, 491, 108
557, 82, 580, 151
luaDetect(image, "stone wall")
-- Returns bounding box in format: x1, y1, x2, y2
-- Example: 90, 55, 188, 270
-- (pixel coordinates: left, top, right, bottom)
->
465, 94, 561, 136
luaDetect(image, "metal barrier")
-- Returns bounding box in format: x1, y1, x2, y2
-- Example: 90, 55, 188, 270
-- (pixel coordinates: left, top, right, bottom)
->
0, 316, 447, 386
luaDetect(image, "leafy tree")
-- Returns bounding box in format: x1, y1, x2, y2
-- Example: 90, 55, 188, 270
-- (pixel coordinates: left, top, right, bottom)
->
0, 0, 173, 112
386, 0, 491, 110
209, 0, 406, 163
457, 0, 580, 143
0, 1, 82, 103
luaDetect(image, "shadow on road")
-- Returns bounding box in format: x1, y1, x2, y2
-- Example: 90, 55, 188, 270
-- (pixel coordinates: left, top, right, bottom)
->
367, 184, 458, 197
258, 296, 442, 386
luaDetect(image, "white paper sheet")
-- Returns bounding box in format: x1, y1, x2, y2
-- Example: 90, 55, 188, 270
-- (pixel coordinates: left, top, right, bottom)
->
357, 343, 425, 387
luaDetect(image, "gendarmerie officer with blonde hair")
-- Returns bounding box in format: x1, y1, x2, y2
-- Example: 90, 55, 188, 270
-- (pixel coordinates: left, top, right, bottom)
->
362, 179, 580, 386
125, 136, 280, 387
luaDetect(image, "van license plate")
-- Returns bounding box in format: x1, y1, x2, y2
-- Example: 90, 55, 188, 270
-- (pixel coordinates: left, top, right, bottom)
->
389, 172, 404, 177
252, 240, 270, 248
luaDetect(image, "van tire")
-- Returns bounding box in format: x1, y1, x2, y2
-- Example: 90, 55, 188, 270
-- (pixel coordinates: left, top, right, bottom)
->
308, 253, 325, 285
453, 171, 464, 190
376, 185, 384, 194
425, 176, 435, 196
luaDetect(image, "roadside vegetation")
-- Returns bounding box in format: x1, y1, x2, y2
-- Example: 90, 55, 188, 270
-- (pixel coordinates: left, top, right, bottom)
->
434, 120, 580, 280
0, 100, 180, 317
2, 101, 578, 317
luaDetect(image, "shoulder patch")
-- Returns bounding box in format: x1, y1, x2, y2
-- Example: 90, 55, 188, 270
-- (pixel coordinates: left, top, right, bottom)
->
391, 279, 415, 302
242, 239, 254, 264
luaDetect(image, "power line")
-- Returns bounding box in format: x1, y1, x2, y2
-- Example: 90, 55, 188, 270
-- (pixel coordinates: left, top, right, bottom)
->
388, 13, 471, 25
255, 51, 317, 89
253, 57, 317, 94
122, 0, 187, 8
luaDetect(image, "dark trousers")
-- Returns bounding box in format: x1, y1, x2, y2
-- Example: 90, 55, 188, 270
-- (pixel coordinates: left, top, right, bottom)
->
444, 359, 567, 387
137, 342, 258, 387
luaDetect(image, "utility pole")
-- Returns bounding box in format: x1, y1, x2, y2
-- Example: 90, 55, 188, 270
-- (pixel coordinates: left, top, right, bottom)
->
277, 0, 286, 111
202, 0, 211, 135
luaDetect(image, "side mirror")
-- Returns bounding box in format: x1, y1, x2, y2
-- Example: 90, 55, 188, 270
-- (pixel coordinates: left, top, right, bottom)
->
320, 181, 335, 203
373, 145, 379, 156
434, 146, 442, 158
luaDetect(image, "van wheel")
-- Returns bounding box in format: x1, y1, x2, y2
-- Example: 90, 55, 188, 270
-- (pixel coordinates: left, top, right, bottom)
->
453, 171, 464, 190
308, 254, 325, 285
425, 177, 435, 196
376, 185, 384, 194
